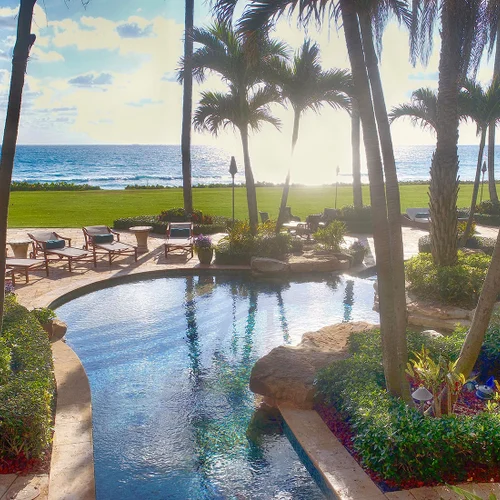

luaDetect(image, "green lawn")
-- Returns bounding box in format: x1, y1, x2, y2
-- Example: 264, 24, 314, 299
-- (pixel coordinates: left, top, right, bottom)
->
7, 183, 491, 227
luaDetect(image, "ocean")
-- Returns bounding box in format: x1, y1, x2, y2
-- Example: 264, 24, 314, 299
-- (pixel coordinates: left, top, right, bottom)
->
10, 144, 499, 189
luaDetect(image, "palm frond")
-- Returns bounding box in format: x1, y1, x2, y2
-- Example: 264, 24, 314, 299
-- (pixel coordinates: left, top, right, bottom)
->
193, 91, 239, 135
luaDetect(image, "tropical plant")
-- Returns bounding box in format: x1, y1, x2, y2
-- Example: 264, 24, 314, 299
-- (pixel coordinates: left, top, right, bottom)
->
183, 21, 288, 234
390, 87, 439, 131
459, 77, 500, 245
193, 234, 213, 249
180, 0, 195, 214
267, 38, 352, 232
213, 0, 411, 400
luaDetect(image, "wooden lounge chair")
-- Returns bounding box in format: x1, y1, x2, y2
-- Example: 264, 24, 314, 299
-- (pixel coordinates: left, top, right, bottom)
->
6, 257, 49, 283
28, 231, 93, 272
83, 226, 138, 266
165, 222, 194, 258
5, 268, 15, 286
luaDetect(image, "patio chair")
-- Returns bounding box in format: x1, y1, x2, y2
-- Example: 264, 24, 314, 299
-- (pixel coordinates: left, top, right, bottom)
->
5, 268, 15, 286
283, 207, 301, 223
6, 244, 49, 283
28, 231, 94, 272
165, 222, 194, 258
83, 226, 138, 266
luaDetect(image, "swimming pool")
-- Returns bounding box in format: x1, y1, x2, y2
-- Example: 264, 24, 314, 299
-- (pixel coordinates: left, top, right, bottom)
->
57, 273, 379, 499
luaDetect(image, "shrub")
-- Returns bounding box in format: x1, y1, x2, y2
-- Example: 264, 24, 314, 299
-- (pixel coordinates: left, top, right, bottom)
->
313, 220, 346, 252
0, 295, 55, 460
419, 234, 497, 255
475, 213, 500, 226
10, 181, 100, 191
476, 200, 500, 215
289, 238, 304, 254
32, 307, 56, 325
405, 251, 491, 308
158, 208, 203, 223
315, 327, 500, 483
321, 205, 372, 233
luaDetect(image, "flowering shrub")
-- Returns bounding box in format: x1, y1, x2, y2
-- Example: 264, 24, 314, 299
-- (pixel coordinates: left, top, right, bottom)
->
4, 281, 14, 295
194, 234, 213, 249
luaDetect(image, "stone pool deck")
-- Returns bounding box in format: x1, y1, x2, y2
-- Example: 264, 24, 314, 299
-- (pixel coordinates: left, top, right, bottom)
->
4, 224, 500, 500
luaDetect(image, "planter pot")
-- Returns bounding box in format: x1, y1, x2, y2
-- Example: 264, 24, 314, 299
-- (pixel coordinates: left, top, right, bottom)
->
352, 253, 365, 266
197, 247, 214, 265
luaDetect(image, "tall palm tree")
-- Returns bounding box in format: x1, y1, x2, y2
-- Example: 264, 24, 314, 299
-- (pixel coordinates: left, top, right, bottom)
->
486, 1, 500, 203
183, 22, 287, 233
268, 39, 352, 232
459, 78, 500, 245
180, 0, 195, 215
351, 98, 363, 208
410, 0, 489, 266
0, 0, 39, 332
213, 0, 411, 400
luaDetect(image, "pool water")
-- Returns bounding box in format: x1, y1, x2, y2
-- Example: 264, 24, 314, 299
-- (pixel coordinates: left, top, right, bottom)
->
57, 274, 379, 499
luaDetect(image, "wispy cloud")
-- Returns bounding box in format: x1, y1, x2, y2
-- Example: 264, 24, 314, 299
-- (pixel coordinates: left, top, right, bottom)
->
127, 98, 163, 107
68, 72, 113, 87
116, 22, 153, 38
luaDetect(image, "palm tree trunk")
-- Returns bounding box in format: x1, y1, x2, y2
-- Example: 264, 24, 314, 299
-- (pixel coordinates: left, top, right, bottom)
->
487, 22, 500, 205
0, 0, 37, 333
351, 98, 363, 208
240, 125, 258, 234
181, 0, 194, 214
359, 13, 409, 401
430, 2, 461, 267
276, 111, 300, 233
455, 225, 500, 379
340, 0, 406, 399
460, 128, 487, 246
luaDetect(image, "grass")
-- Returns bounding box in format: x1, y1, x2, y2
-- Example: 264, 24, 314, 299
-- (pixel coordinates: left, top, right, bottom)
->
7, 183, 493, 227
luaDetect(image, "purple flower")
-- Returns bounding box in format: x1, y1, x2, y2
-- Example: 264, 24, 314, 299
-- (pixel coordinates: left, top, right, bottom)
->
5, 282, 15, 295
194, 234, 213, 249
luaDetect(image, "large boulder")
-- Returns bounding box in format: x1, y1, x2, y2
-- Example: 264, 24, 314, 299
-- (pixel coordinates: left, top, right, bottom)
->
41, 318, 67, 342
251, 257, 289, 275
288, 252, 350, 273
407, 299, 472, 331
249, 321, 377, 409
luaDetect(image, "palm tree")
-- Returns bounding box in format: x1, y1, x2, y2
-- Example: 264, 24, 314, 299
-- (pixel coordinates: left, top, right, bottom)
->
183, 22, 287, 233
459, 78, 500, 245
0, 0, 39, 333
213, 0, 411, 400
180, 0, 195, 215
351, 98, 363, 208
268, 39, 352, 232
410, 0, 489, 266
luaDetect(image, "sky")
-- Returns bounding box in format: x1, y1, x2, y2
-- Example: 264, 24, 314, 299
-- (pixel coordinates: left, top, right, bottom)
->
0, 0, 497, 184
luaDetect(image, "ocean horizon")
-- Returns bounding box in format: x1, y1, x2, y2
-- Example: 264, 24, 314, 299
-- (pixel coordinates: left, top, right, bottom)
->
10, 144, 500, 190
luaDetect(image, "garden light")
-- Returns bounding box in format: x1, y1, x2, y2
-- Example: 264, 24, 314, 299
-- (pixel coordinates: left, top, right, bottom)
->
476, 376, 496, 400
411, 386, 433, 413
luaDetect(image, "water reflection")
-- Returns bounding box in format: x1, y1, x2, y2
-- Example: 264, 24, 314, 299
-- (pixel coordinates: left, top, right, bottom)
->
343, 280, 354, 323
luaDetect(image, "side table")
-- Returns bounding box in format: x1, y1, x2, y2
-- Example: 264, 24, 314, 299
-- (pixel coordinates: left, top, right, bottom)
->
8, 239, 33, 259
129, 226, 153, 253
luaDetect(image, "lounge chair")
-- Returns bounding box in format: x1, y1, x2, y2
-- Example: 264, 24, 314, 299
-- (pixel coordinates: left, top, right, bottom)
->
6, 257, 49, 283
83, 226, 138, 266
5, 268, 15, 286
28, 231, 94, 272
406, 208, 430, 223
165, 222, 193, 258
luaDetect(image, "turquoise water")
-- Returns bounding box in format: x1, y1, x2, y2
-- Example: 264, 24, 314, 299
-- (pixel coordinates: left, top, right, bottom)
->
57, 274, 379, 499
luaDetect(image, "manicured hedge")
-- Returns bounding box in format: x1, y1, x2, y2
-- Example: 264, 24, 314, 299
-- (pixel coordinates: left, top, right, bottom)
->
475, 214, 500, 226
322, 205, 373, 233
418, 234, 497, 256
315, 327, 500, 482
113, 215, 230, 235
0, 295, 55, 460
11, 181, 100, 191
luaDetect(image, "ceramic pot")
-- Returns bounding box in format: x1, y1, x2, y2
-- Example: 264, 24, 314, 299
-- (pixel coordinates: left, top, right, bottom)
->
197, 247, 213, 265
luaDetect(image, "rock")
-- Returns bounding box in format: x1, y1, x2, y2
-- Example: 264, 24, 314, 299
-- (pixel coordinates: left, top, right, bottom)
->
288, 253, 350, 273
42, 318, 67, 342
407, 301, 471, 321
251, 257, 289, 275
421, 329, 444, 339
249, 321, 377, 409
408, 313, 471, 331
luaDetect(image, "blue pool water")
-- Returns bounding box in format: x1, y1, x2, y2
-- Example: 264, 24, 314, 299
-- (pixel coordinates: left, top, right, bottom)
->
57, 274, 379, 499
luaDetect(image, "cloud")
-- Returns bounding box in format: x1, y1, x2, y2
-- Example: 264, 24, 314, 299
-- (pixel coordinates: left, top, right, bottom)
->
409, 71, 439, 81
116, 22, 153, 38
161, 72, 178, 82
0, 48, 9, 60
127, 98, 163, 107
31, 47, 64, 63
0, 7, 17, 29
68, 72, 113, 87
